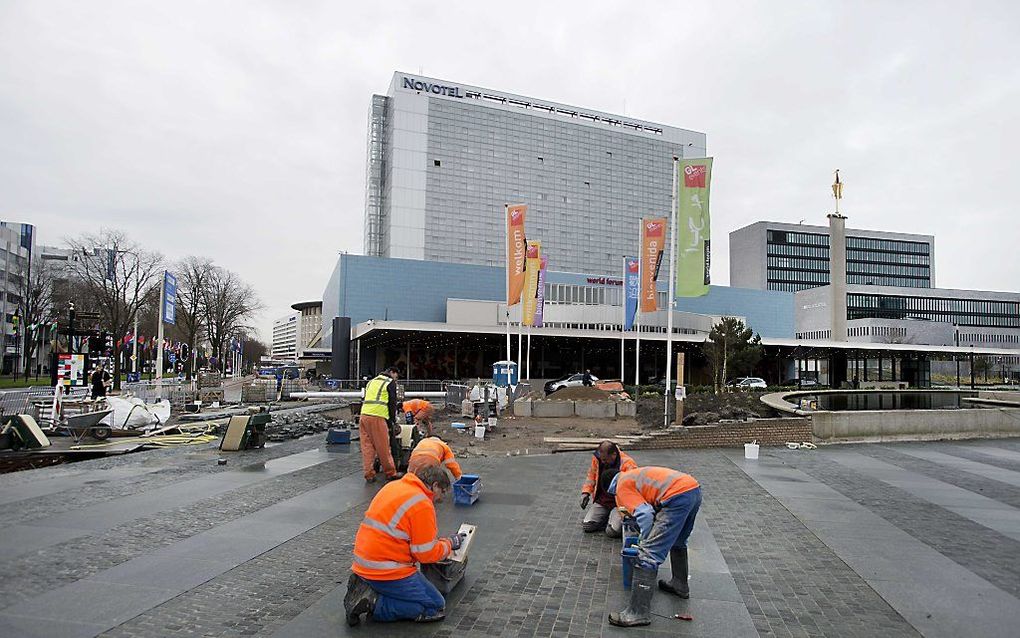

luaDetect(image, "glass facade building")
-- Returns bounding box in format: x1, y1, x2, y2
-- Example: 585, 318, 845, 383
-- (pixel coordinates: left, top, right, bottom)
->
363, 72, 706, 274
731, 221, 934, 292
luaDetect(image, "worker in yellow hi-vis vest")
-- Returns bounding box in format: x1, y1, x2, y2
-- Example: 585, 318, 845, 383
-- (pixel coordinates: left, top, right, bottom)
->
360, 366, 402, 483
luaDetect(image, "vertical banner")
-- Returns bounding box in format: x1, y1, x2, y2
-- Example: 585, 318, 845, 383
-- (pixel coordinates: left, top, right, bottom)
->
624, 256, 639, 330
533, 257, 548, 328
522, 241, 542, 326
676, 158, 713, 297
163, 271, 177, 324
506, 204, 528, 305
639, 217, 666, 312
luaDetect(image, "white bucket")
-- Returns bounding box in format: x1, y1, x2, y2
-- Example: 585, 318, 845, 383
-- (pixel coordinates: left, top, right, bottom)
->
474, 425, 486, 440
744, 442, 760, 460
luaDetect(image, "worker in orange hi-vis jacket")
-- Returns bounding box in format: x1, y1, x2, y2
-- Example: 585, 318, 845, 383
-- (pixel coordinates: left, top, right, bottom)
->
580, 440, 637, 537
402, 398, 435, 436
343, 464, 467, 626
605, 466, 702, 628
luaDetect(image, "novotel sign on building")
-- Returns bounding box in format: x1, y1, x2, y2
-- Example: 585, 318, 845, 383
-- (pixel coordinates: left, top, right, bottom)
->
402, 76, 464, 98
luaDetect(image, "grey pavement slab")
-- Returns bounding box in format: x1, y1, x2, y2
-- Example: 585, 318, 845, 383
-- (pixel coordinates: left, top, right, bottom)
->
891, 445, 1020, 487
823, 449, 1020, 541
730, 449, 1020, 638
0, 466, 159, 506
964, 444, 1020, 462
0, 613, 108, 638
3, 448, 335, 559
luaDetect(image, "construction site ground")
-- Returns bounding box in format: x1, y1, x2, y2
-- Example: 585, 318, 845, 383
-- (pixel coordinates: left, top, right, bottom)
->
2, 421, 1020, 637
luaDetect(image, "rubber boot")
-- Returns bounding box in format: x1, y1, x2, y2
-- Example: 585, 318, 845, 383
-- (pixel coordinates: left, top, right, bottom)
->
343, 573, 377, 626
608, 565, 655, 627
658, 547, 689, 598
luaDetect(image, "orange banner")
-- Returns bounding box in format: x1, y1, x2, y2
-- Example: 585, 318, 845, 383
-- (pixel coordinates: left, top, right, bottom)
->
507, 204, 528, 306
522, 241, 542, 326
640, 217, 666, 313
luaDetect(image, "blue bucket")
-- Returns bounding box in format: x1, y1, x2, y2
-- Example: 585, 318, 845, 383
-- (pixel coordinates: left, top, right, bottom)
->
621, 547, 639, 588
453, 474, 482, 506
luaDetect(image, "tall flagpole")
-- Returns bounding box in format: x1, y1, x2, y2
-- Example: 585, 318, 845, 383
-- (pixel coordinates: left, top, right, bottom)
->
505, 204, 511, 362
663, 157, 679, 428
635, 223, 641, 386
155, 271, 166, 391
620, 257, 625, 381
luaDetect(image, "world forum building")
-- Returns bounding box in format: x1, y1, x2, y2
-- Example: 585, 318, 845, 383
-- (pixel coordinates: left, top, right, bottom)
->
364, 72, 706, 273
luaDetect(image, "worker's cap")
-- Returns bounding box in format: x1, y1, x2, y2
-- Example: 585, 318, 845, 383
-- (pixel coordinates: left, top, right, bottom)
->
607, 474, 620, 495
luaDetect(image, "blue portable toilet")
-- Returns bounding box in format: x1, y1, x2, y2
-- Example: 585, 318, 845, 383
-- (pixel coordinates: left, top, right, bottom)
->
492, 361, 519, 387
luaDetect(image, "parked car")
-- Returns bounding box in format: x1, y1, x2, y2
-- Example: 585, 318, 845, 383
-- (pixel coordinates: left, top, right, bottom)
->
781, 378, 819, 388
732, 377, 767, 390
544, 372, 600, 394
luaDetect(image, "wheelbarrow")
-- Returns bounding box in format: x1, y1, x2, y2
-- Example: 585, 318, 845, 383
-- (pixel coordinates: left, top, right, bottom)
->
62, 409, 115, 443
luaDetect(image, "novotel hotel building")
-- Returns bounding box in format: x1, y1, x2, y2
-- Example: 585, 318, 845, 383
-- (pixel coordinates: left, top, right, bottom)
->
364, 72, 706, 275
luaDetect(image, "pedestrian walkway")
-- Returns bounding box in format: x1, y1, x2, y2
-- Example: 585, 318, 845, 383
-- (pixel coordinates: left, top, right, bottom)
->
0, 435, 1018, 637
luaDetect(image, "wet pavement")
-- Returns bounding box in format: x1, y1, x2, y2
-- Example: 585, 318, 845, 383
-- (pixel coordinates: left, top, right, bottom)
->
1, 433, 1020, 637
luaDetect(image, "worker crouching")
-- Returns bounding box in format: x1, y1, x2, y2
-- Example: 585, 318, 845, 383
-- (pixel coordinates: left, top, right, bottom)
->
606, 466, 702, 627
344, 464, 466, 625
580, 441, 637, 537
402, 398, 435, 437
406, 436, 462, 479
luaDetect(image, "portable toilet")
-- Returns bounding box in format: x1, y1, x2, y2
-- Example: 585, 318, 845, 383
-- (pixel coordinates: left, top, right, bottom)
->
491, 361, 519, 388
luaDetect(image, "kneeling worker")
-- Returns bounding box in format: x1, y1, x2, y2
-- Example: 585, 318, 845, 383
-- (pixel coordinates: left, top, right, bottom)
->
580, 441, 637, 537
407, 436, 462, 479
606, 466, 702, 627
344, 464, 466, 625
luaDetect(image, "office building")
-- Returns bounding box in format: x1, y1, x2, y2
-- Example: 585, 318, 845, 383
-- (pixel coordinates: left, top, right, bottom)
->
0, 222, 35, 373
730, 221, 934, 292
271, 313, 298, 361
364, 72, 706, 274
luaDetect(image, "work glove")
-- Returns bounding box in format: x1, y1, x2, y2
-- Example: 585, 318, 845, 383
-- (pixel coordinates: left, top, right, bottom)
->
580, 494, 590, 510
634, 503, 655, 538
448, 533, 466, 551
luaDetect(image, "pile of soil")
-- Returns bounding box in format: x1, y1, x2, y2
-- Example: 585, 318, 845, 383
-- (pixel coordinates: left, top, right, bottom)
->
635, 391, 776, 429
548, 386, 612, 400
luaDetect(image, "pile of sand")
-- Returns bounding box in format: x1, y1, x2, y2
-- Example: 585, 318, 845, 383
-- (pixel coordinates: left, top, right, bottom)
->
548, 386, 612, 400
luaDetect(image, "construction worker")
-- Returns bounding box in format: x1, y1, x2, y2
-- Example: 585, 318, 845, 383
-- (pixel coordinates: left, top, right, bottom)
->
359, 366, 402, 483
606, 466, 702, 628
344, 464, 465, 625
407, 436, 462, 479
580, 441, 637, 537
402, 398, 435, 436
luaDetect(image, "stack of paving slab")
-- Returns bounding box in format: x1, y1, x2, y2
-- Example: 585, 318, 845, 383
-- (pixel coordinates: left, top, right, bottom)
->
514, 397, 636, 419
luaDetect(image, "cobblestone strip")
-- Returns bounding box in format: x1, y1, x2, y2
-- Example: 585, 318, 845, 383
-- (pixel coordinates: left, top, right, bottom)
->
432, 455, 616, 638
0, 452, 360, 609
784, 450, 1020, 600
866, 446, 1020, 509
691, 451, 919, 638
0, 436, 325, 527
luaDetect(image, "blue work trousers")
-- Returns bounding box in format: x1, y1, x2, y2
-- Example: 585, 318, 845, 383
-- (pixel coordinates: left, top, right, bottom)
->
365, 571, 445, 622
636, 487, 702, 570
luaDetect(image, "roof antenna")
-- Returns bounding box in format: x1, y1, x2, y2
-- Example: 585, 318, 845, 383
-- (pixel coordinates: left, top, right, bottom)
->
419, 65, 423, 75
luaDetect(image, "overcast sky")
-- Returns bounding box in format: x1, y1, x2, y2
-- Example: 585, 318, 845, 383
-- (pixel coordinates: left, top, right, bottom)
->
2, 1, 1018, 340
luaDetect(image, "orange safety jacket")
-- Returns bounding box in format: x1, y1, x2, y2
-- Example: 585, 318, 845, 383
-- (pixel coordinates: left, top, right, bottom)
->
614, 466, 700, 514
582, 450, 637, 496
409, 437, 462, 479
402, 399, 434, 419
352, 473, 452, 581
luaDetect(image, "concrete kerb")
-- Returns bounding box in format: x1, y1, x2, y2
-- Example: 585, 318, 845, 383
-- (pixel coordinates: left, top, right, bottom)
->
573, 400, 615, 419
531, 400, 574, 418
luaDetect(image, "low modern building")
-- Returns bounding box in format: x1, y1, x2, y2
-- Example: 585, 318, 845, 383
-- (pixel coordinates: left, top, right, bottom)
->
730, 221, 934, 292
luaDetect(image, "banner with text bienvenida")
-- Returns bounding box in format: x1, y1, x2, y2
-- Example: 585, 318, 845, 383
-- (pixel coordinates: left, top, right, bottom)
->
676, 158, 713, 297
506, 204, 528, 306
639, 217, 666, 313
522, 241, 542, 326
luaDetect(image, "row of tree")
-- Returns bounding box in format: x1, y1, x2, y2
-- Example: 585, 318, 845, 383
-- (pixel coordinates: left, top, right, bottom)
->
14, 229, 266, 390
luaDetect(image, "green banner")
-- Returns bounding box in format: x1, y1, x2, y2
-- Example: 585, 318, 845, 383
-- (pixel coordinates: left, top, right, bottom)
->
675, 157, 713, 297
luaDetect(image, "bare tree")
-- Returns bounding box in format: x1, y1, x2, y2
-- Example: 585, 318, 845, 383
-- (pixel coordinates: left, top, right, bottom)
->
175, 256, 214, 380
65, 230, 164, 390
203, 267, 261, 373
14, 257, 57, 377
